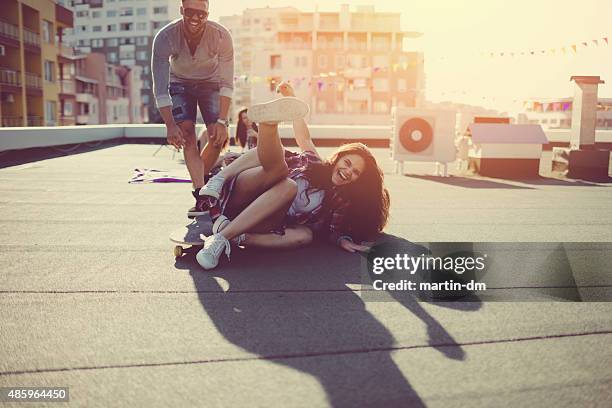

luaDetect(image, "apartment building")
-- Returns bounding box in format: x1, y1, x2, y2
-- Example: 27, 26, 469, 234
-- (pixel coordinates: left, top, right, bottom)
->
60, 0, 180, 123
0, 0, 73, 127
68, 52, 142, 125
221, 5, 425, 125
520, 97, 612, 129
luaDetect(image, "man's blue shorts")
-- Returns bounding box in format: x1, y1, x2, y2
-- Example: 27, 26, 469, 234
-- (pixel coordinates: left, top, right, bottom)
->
168, 81, 219, 125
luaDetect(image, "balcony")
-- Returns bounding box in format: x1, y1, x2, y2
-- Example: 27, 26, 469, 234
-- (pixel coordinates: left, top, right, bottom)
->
23, 28, 40, 47
1, 116, 23, 127
24, 72, 42, 89
60, 79, 76, 95
27, 116, 43, 127
0, 68, 21, 86
0, 19, 19, 42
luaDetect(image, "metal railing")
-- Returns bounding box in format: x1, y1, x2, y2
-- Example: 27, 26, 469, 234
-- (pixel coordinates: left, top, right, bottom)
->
22, 28, 40, 46
1, 116, 23, 127
0, 19, 19, 41
27, 116, 43, 127
0, 68, 21, 86
24, 72, 42, 89
60, 79, 75, 94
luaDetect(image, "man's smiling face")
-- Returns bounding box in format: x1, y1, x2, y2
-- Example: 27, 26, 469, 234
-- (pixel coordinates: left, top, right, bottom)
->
181, 0, 209, 36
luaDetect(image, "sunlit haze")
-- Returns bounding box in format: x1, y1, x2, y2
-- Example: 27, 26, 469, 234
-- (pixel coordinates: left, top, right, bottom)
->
206, 0, 611, 114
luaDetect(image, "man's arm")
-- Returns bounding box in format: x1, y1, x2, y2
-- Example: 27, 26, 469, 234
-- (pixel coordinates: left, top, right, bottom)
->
151, 29, 184, 148
210, 27, 234, 147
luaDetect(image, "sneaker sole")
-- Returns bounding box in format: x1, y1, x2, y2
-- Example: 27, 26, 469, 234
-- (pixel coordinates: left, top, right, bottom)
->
247, 97, 309, 123
187, 210, 209, 218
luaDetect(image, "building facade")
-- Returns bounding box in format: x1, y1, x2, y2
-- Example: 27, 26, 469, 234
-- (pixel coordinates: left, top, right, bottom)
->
520, 97, 612, 130
221, 5, 425, 125
60, 0, 179, 123
0, 0, 73, 127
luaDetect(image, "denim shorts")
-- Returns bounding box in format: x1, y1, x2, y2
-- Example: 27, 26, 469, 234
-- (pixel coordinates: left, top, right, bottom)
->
168, 81, 220, 125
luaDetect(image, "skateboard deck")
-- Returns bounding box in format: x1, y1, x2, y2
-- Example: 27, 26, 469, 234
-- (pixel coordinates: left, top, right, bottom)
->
169, 215, 214, 257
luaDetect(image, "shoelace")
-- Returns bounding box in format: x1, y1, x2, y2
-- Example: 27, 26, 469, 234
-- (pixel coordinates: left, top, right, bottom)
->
201, 175, 225, 196
207, 234, 231, 260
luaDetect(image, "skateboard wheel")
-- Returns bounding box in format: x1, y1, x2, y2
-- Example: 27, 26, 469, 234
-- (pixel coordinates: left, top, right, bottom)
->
174, 246, 183, 257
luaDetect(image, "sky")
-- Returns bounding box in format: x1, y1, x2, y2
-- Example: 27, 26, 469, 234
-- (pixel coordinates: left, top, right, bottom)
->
207, 0, 611, 114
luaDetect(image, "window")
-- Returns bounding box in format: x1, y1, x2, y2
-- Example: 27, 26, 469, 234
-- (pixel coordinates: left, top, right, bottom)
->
108, 52, 118, 62
137, 8, 147, 16
143, 79, 150, 89
142, 94, 149, 104
42, 21, 53, 43
143, 66, 150, 75
136, 37, 148, 46
136, 51, 148, 60
153, 7, 167, 14
44, 61, 55, 82
318, 55, 328, 69
45, 101, 57, 126
374, 101, 389, 113
78, 39, 90, 46
64, 101, 73, 116
373, 78, 389, 92
108, 24, 117, 32
335, 55, 345, 69
93, 26, 102, 32
92, 11, 101, 18
270, 55, 281, 70
373, 55, 389, 69
397, 79, 407, 92
120, 8, 133, 17
107, 10, 117, 18
120, 23, 133, 31
78, 25, 87, 32
317, 100, 327, 112
92, 39, 103, 47
136, 22, 147, 31
120, 38, 134, 45
119, 49, 135, 59
76, 11, 89, 17
106, 38, 118, 47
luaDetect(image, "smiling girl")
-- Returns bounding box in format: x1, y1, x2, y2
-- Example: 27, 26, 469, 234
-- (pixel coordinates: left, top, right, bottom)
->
196, 83, 390, 270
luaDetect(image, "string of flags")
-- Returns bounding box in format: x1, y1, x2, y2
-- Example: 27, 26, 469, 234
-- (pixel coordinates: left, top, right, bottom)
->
482, 36, 608, 59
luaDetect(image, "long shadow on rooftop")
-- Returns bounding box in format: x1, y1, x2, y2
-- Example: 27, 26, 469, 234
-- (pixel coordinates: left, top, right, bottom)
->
177, 235, 481, 406
518, 175, 612, 186
0, 140, 122, 169
406, 175, 534, 189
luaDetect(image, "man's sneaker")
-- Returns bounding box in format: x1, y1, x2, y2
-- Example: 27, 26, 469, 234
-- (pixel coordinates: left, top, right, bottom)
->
247, 97, 309, 123
196, 233, 231, 270
209, 215, 246, 246
187, 188, 210, 218
199, 173, 225, 200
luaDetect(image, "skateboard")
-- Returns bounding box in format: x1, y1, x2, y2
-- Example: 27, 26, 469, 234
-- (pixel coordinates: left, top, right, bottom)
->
169, 215, 214, 257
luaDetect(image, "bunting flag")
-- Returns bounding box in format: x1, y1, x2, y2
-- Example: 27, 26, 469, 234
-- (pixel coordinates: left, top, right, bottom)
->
482, 35, 608, 59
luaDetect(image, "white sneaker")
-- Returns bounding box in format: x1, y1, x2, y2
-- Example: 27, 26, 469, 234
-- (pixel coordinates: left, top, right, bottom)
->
196, 234, 231, 270
247, 97, 309, 123
199, 173, 225, 200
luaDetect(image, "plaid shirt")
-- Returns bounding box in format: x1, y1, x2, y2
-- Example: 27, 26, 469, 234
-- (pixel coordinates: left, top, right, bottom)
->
284, 150, 353, 245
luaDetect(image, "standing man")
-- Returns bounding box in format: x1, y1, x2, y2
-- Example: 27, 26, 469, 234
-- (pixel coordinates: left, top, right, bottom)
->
152, 0, 234, 216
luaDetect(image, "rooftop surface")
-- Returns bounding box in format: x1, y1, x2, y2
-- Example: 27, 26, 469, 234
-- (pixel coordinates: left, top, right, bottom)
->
1, 142, 611, 407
